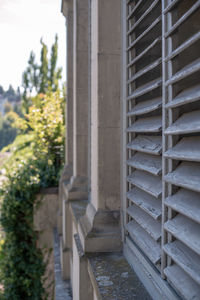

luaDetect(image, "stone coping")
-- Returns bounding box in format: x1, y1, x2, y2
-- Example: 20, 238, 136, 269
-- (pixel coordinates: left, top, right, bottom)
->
88, 253, 152, 300
54, 229, 72, 300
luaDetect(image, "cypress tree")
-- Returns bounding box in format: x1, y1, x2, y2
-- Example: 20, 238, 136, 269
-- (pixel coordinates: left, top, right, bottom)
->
39, 39, 48, 93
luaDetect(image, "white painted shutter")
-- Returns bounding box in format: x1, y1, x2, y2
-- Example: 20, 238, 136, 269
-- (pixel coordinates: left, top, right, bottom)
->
125, 0, 162, 268
162, 0, 200, 298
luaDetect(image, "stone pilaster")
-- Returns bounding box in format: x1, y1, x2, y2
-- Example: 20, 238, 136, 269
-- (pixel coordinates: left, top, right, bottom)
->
58, 0, 74, 236
59, 0, 74, 280
69, 0, 89, 197
78, 0, 122, 252
60, 0, 90, 280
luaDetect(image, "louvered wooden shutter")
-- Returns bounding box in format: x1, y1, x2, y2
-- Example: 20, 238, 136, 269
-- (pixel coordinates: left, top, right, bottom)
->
125, 0, 200, 297
125, 0, 162, 269
162, 0, 200, 298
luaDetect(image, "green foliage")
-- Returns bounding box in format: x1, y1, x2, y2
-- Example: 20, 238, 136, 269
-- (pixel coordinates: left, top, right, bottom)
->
2, 111, 18, 128
39, 39, 49, 94
0, 126, 18, 152
0, 111, 19, 150
0, 161, 46, 300
49, 34, 62, 92
0, 85, 22, 150
22, 35, 62, 113
0, 91, 65, 299
3, 101, 12, 114
28, 91, 65, 170
1, 134, 34, 170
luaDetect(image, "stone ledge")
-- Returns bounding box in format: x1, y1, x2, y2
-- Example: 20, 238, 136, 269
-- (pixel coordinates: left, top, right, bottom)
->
88, 253, 152, 300
54, 229, 72, 300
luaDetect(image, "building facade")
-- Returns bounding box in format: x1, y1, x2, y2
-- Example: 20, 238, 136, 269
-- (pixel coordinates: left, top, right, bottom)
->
59, 1, 200, 299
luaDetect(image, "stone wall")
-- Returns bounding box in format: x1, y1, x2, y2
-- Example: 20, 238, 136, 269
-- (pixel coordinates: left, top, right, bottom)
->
34, 188, 58, 300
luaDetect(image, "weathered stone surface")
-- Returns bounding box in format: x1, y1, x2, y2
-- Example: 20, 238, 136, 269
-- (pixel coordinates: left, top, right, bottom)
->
88, 253, 152, 300
78, 202, 122, 253
34, 188, 58, 231
90, 0, 121, 212
34, 189, 58, 300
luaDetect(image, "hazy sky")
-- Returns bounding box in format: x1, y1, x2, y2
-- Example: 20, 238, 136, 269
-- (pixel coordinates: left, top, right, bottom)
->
0, 0, 66, 91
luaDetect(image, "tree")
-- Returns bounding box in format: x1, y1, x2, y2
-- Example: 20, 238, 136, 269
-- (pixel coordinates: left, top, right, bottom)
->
39, 39, 48, 93
22, 35, 62, 112
0, 85, 4, 95
5, 85, 15, 97
49, 34, 62, 92
22, 51, 39, 113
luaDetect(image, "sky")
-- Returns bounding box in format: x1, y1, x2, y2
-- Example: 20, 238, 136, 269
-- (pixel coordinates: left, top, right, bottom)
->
0, 0, 66, 91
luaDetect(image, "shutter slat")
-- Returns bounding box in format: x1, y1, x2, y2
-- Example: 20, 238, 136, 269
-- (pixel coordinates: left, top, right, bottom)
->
127, 188, 161, 220
163, 0, 181, 14
166, 31, 200, 62
127, 152, 162, 176
126, 0, 162, 274
127, 135, 162, 155
128, 58, 162, 83
127, 37, 161, 68
127, 170, 162, 198
166, 58, 200, 86
165, 1, 200, 38
127, 116, 162, 133
127, 0, 160, 34
126, 220, 161, 264
165, 189, 200, 224
127, 78, 162, 100
165, 110, 200, 135
126, 0, 143, 20
127, 205, 161, 241
165, 84, 200, 109
164, 214, 200, 256
164, 137, 200, 162
164, 162, 200, 193
164, 265, 200, 300
127, 97, 162, 116
164, 241, 200, 285
127, 16, 161, 50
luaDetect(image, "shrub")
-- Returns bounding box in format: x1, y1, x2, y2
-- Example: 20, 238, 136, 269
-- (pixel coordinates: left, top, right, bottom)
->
0, 161, 45, 300
0, 91, 65, 299
27, 91, 64, 171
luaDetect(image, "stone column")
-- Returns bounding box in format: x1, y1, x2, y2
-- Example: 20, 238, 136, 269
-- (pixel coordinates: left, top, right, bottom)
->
59, 0, 74, 279
65, 5, 74, 170
79, 0, 122, 252
68, 0, 89, 197
60, 0, 90, 279
58, 0, 73, 233
60, 0, 74, 183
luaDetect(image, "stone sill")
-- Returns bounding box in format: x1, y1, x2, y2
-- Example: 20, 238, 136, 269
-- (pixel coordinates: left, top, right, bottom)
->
88, 253, 152, 300
68, 198, 151, 299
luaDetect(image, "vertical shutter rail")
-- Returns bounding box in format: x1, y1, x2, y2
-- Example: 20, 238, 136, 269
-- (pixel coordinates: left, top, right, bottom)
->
125, 0, 163, 269
162, 0, 200, 297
